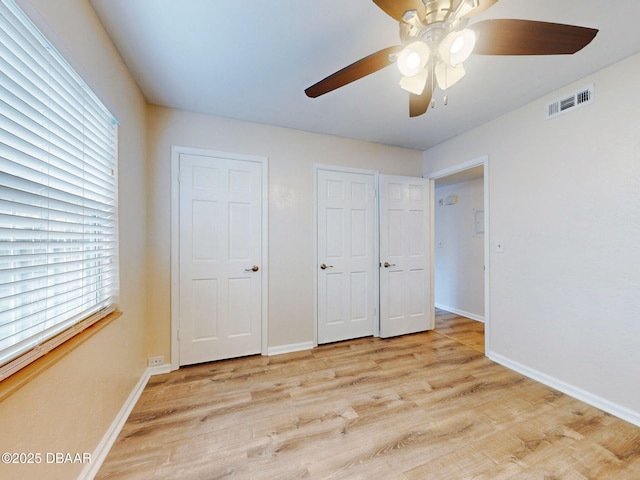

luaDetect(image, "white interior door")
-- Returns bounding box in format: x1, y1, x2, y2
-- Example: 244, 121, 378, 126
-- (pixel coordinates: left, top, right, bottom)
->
178, 153, 263, 365
379, 175, 432, 338
317, 169, 376, 344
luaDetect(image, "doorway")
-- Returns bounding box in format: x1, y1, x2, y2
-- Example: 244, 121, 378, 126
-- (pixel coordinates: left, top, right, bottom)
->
429, 156, 489, 353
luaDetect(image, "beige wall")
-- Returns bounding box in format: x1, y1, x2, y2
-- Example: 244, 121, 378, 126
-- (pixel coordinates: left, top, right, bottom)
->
424, 53, 640, 423
0, 1, 149, 479
146, 105, 424, 359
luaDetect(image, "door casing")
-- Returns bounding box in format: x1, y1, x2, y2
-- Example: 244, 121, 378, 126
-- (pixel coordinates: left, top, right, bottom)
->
170, 145, 269, 370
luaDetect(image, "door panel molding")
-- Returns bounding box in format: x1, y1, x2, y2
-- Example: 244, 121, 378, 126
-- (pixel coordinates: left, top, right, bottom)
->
171, 146, 268, 370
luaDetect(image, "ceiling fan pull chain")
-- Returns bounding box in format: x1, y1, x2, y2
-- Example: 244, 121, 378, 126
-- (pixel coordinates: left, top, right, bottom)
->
443, 65, 448, 106
430, 60, 436, 109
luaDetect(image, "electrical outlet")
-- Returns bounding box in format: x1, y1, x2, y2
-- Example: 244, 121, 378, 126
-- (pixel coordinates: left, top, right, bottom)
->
148, 356, 164, 367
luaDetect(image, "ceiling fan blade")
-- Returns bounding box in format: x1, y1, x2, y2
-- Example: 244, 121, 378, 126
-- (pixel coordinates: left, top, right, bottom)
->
462, 0, 499, 19
372, 0, 425, 23
409, 83, 433, 118
305, 46, 401, 98
471, 19, 598, 55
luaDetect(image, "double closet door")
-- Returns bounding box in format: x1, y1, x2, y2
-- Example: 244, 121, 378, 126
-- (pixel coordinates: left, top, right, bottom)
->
317, 168, 432, 344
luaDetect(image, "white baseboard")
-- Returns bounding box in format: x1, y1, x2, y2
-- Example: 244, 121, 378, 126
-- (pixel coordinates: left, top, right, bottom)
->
489, 351, 640, 428
267, 341, 314, 356
148, 363, 172, 376
435, 303, 485, 323
78, 364, 165, 480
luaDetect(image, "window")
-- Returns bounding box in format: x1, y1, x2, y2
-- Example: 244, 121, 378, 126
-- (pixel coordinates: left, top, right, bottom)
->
0, 0, 119, 380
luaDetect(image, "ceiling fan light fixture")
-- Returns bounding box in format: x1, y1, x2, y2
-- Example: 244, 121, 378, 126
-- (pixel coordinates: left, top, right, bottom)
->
435, 62, 466, 90
399, 68, 429, 95
306, 0, 599, 118
397, 41, 430, 77
440, 29, 476, 66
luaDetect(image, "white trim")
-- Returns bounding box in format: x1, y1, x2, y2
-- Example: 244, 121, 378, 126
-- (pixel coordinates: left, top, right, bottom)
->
147, 363, 172, 376
267, 341, 314, 356
435, 303, 485, 323
489, 352, 640, 428
483, 158, 490, 353
428, 179, 436, 330
429, 155, 490, 353
170, 148, 180, 369
170, 146, 269, 369
428, 156, 487, 181
312, 164, 380, 345
79, 367, 152, 480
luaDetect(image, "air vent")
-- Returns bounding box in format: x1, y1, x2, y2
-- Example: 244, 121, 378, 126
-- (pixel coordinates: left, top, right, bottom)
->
545, 84, 594, 120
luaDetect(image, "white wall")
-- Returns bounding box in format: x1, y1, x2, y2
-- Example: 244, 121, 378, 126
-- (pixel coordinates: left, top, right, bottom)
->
146, 106, 424, 358
0, 2, 149, 479
434, 178, 485, 321
423, 53, 640, 424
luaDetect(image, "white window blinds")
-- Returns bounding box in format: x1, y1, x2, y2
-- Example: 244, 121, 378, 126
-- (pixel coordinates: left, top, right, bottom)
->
0, 0, 119, 379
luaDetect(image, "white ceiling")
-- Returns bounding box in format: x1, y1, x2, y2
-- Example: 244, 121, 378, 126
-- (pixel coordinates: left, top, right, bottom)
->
89, 0, 640, 151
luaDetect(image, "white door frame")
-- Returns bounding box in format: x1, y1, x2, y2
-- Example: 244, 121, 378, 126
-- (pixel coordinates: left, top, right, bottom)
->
312, 164, 380, 346
428, 154, 490, 354
170, 145, 269, 370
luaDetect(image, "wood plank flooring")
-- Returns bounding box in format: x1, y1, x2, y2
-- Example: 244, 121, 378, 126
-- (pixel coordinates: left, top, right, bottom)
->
97, 312, 640, 479
434, 308, 485, 354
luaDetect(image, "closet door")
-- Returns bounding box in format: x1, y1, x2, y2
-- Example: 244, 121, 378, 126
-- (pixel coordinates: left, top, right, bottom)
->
379, 175, 432, 338
178, 153, 263, 364
317, 169, 376, 344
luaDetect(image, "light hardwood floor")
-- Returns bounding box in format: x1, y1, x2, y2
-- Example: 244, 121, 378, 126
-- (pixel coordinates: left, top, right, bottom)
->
97, 312, 640, 479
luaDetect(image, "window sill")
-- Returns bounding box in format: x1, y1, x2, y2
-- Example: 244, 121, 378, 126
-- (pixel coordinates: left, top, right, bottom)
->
0, 310, 123, 403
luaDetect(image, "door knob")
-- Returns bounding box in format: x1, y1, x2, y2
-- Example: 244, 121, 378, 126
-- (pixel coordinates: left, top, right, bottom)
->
383, 262, 396, 268
245, 265, 259, 272
320, 263, 334, 270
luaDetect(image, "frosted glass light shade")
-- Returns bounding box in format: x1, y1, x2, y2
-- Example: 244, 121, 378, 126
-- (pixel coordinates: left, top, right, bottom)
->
397, 41, 430, 77
435, 62, 466, 90
399, 68, 429, 95
439, 29, 476, 66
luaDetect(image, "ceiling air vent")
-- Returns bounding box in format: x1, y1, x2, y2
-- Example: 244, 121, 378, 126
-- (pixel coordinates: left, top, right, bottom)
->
545, 84, 594, 120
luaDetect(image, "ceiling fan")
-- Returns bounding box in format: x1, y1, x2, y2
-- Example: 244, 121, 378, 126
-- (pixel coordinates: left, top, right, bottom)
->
305, 0, 598, 117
